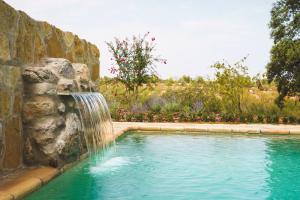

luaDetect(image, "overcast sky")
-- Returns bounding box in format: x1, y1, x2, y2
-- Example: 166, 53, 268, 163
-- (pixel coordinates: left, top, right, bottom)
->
6, 0, 274, 79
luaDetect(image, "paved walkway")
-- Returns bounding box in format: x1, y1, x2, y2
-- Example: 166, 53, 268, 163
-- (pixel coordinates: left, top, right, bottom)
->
1, 122, 300, 200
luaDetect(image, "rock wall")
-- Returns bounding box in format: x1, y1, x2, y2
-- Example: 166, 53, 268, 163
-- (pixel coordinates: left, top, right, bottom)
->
0, 0, 101, 172
0, 64, 23, 170
0, 0, 100, 81
22, 58, 96, 167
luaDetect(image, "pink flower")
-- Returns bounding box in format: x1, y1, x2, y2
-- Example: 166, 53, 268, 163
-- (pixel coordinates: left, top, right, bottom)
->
151, 37, 155, 41
109, 66, 118, 74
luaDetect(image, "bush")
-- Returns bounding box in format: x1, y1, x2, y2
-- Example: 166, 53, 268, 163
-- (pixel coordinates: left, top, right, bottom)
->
221, 113, 235, 122
266, 116, 272, 123
270, 115, 279, 124
161, 102, 180, 114
246, 114, 254, 123
288, 116, 296, 124
282, 117, 289, 124
257, 115, 264, 123
240, 115, 246, 123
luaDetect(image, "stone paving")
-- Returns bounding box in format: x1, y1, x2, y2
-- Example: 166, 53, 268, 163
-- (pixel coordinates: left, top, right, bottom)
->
1, 122, 300, 200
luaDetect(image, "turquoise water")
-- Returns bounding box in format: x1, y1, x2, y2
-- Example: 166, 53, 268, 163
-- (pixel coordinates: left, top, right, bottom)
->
26, 132, 300, 200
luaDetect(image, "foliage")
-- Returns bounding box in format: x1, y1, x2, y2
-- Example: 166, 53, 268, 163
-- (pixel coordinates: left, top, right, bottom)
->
267, 0, 300, 107
106, 32, 166, 95
212, 57, 252, 115
99, 70, 300, 124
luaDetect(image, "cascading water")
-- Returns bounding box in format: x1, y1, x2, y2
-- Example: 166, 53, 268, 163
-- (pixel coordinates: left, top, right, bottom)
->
71, 93, 114, 153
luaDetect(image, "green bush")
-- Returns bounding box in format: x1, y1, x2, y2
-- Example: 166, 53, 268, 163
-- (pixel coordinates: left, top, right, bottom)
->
150, 104, 162, 114
282, 117, 289, 124
270, 115, 279, 124
257, 115, 264, 123
240, 115, 246, 123
288, 116, 296, 124
161, 102, 180, 114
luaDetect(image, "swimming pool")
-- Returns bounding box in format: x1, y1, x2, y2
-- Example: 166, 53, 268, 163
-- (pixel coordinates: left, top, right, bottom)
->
25, 132, 300, 200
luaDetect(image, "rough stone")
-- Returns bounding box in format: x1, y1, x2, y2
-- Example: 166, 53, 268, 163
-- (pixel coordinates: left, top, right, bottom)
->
22, 67, 59, 83
23, 96, 57, 122
13, 92, 22, 114
43, 58, 75, 79
24, 83, 57, 96
0, 122, 3, 167
0, 0, 100, 80
73, 63, 90, 81
2, 116, 22, 169
0, 90, 11, 118
56, 113, 81, 161
57, 103, 65, 113
57, 79, 78, 94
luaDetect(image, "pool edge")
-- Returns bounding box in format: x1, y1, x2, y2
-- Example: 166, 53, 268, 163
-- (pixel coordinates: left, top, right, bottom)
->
1, 122, 300, 200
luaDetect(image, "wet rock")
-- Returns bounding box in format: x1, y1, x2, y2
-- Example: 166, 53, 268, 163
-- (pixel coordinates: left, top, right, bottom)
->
89, 81, 98, 92
56, 113, 81, 161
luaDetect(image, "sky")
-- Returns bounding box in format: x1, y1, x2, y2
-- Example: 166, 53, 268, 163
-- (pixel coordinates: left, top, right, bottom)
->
6, 0, 274, 79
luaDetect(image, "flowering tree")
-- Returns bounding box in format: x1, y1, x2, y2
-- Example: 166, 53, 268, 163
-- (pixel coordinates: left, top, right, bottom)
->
106, 32, 166, 95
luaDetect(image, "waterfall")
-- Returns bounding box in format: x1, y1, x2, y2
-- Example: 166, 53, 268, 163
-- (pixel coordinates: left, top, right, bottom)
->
71, 93, 114, 153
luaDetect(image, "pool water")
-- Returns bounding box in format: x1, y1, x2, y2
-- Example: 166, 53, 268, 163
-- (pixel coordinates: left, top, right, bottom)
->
26, 132, 300, 200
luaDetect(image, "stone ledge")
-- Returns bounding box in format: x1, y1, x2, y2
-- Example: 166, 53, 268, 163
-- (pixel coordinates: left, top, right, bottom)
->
0, 167, 59, 200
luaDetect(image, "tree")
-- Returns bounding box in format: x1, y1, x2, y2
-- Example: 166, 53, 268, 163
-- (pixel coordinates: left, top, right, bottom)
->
106, 32, 166, 96
211, 57, 252, 115
267, 0, 300, 108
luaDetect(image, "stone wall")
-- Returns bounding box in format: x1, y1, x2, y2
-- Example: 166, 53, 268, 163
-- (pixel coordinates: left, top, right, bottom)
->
0, 64, 23, 170
0, 0, 101, 172
22, 58, 95, 167
0, 0, 100, 81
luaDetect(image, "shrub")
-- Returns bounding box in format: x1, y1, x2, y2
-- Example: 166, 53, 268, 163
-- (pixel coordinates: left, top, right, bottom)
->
147, 113, 154, 122
161, 102, 180, 114
270, 115, 279, 124
288, 116, 296, 124
125, 114, 133, 122
266, 116, 272, 123
246, 114, 254, 123
201, 113, 209, 122
134, 113, 144, 122
221, 113, 235, 122
240, 115, 246, 123
209, 113, 216, 122
282, 117, 289, 124
257, 115, 264, 123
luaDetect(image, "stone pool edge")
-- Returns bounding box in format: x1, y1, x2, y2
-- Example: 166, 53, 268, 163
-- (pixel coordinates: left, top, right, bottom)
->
1, 122, 300, 200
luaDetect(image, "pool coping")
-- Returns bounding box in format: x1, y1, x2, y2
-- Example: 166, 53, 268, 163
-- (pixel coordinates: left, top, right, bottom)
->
1, 122, 300, 200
